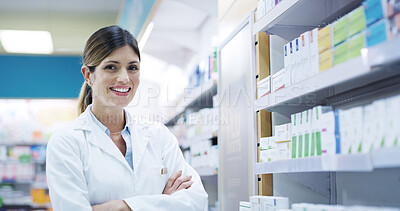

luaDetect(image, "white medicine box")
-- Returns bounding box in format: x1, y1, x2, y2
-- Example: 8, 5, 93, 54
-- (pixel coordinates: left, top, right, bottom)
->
257, 76, 271, 99
272, 68, 290, 93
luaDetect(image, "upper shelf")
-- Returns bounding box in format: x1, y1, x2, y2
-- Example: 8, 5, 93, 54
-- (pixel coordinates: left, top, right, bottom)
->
165, 80, 217, 126
254, 36, 400, 115
253, 0, 363, 40
254, 147, 400, 174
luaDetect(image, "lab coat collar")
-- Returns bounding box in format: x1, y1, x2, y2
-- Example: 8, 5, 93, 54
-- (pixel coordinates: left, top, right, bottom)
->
73, 105, 151, 171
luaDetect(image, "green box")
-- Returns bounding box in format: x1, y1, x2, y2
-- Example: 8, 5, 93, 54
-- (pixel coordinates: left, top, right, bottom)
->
334, 42, 349, 65
347, 32, 366, 59
333, 17, 348, 46
348, 6, 367, 37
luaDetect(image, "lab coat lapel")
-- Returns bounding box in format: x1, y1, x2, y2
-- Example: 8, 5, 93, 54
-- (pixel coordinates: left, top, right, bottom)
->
74, 108, 132, 171
130, 122, 150, 171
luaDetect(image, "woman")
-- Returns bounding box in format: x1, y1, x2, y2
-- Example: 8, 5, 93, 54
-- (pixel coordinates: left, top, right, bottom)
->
46, 25, 208, 211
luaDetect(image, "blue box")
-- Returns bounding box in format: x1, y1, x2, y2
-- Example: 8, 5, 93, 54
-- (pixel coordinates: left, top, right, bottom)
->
366, 19, 388, 47
363, 0, 385, 26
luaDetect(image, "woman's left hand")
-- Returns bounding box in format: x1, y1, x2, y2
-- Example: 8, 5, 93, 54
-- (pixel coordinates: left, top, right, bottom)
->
92, 200, 131, 211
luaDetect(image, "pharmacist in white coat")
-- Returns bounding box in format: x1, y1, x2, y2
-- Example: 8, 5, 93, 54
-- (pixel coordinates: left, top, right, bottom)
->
46, 25, 208, 211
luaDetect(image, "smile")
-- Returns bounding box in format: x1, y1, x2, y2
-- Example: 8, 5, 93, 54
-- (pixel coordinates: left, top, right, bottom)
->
109, 86, 132, 96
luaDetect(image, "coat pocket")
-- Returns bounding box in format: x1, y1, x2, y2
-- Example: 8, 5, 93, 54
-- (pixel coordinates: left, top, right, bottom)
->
150, 166, 168, 194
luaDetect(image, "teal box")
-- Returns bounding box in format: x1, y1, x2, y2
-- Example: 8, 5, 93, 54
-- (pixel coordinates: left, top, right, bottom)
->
363, 0, 385, 26
366, 19, 388, 47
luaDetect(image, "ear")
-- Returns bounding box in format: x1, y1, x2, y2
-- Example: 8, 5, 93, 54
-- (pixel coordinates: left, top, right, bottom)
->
81, 65, 92, 85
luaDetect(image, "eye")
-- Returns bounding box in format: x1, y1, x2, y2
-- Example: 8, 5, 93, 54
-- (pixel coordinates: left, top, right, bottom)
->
128, 65, 139, 71
104, 65, 117, 70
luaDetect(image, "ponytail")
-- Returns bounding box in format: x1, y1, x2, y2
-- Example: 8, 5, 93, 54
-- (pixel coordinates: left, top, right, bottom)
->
77, 82, 92, 115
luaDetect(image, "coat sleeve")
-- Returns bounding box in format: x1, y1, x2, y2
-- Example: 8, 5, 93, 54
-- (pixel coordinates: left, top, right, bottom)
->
46, 130, 92, 211
123, 124, 208, 211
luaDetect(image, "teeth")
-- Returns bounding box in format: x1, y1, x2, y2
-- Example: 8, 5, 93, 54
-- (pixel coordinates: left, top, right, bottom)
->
110, 87, 130, 93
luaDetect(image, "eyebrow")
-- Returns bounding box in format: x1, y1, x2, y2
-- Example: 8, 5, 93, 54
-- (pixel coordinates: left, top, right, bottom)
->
104, 60, 139, 64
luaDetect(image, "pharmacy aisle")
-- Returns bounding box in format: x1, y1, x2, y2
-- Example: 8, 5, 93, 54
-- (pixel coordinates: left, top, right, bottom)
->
0, 100, 77, 210
217, 0, 400, 210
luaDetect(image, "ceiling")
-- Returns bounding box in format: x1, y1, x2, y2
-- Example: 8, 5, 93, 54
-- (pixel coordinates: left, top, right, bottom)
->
0, 0, 218, 68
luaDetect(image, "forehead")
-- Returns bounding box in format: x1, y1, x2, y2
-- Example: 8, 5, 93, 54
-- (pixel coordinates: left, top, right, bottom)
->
102, 45, 140, 63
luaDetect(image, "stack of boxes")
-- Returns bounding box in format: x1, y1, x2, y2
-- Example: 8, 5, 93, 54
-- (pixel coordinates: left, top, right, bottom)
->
258, 94, 400, 163
259, 123, 291, 162
256, 0, 400, 99
249, 196, 289, 211
292, 203, 400, 211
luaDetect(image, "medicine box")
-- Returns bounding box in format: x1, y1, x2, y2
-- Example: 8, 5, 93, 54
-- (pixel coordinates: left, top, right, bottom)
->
320, 111, 339, 155
259, 137, 271, 151
347, 32, 366, 59
300, 31, 312, 80
339, 109, 351, 154
319, 48, 333, 72
291, 112, 300, 158
240, 201, 251, 211
385, 95, 400, 147
276, 140, 291, 160
373, 99, 386, 149
310, 28, 320, 75
302, 109, 312, 157
250, 196, 289, 211
256, 0, 266, 21
363, 0, 386, 26
259, 149, 269, 163
363, 104, 375, 153
312, 106, 333, 156
257, 76, 271, 99
274, 123, 291, 142
272, 68, 290, 92
318, 25, 332, 53
292, 37, 302, 84
348, 6, 367, 37
333, 17, 348, 46
334, 42, 349, 66
366, 19, 389, 47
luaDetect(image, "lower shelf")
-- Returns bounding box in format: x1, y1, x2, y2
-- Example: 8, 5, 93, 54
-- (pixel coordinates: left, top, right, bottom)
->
254, 147, 400, 174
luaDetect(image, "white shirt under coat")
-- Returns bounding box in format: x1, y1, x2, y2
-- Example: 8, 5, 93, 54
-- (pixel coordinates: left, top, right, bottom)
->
46, 107, 208, 210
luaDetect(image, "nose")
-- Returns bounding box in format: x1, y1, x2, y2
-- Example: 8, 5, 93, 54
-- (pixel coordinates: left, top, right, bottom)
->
117, 68, 129, 83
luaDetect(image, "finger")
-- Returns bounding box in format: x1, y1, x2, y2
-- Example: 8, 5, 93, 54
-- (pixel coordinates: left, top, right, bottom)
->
177, 180, 194, 190
167, 170, 182, 188
172, 175, 192, 190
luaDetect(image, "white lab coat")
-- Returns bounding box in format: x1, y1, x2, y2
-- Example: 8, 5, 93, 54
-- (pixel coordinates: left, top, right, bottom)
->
46, 107, 208, 210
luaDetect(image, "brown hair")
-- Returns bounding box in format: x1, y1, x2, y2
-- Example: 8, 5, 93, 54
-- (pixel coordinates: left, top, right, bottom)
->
77, 25, 141, 115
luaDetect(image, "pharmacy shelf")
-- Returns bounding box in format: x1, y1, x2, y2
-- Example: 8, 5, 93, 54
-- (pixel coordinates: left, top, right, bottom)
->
254, 148, 400, 174
253, 0, 363, 40
254, 36, 400, 115
195, 167, 218, 176
371, 147, 400, 169
165, 80, 217, 126
0, 142, 48, 146
254, 153, 373, 174
180, 130, 218, 148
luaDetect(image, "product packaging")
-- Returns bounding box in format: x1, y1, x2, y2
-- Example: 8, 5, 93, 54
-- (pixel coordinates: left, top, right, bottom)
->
318, 25, 332, 53
385, 95, 400, 147
347, 32, 366, 59
363, 0, 386, 26
272, 68, 291, 92
334, 42, 349, 66
257, 76, 271, 99
366, 19, 389, 47
348, 6, 367, 37
363, 104, 375, 153
373, 99, 386, 149
311, 106, 333, 156
257, 0, 266, 21
333, 16, 348, 46
310, 28, 320, 75
319, 48, 333, 72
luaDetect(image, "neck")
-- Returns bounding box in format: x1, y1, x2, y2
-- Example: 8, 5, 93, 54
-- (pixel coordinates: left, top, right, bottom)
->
91, 103, 125, 133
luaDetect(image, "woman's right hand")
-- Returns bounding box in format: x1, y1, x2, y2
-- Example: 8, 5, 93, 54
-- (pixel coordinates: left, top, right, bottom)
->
162, 170, 194, 195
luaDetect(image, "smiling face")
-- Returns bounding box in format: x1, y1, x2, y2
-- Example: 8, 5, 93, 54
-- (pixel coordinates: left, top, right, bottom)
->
84, 45, 140, 109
